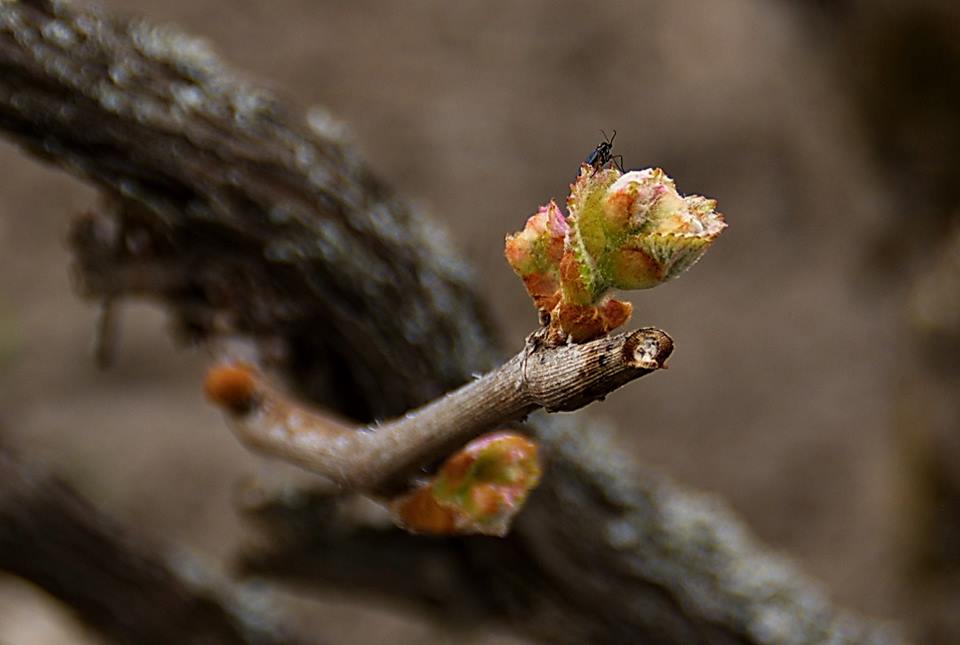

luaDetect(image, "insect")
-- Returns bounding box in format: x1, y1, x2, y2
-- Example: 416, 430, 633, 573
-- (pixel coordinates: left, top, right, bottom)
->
584, 129, 625, 172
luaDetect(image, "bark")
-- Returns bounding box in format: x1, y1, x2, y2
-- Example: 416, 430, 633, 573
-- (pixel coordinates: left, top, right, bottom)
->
0, 449, 312, 645
0, 1, 900, 643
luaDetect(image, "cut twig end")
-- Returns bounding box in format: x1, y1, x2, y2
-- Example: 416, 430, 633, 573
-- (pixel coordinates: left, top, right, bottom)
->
623, 328, 674, 371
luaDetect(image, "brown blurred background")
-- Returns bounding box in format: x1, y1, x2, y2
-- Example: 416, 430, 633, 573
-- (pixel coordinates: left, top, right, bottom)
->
1, 0, 959, 642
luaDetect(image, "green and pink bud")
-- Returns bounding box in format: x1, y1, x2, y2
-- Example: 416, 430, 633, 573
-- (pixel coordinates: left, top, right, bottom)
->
391, 431, 542, 536
504, 201, 568, 312
506, 165, 726, 343
603, 169, 726, 290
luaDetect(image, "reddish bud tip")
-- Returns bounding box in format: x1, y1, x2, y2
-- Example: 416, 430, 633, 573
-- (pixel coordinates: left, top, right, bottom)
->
204, 363, 258, 414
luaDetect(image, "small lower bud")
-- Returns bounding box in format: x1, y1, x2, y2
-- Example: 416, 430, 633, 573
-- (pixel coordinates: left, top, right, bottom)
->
391, 431, 542, 536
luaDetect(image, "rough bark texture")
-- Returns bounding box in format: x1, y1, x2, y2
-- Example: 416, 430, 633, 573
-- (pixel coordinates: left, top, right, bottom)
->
0, 1, 901, 644
0, 449, 311, 645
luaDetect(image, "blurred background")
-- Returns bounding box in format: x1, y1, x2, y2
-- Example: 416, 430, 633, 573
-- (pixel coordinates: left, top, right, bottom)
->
1, 0, 958, 642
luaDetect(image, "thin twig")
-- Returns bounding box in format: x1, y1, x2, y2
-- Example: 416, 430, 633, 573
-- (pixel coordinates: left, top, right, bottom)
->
209, 328, 673, 491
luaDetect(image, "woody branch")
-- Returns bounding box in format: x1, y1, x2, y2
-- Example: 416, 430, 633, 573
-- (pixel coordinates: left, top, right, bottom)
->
206, 327, 672, 491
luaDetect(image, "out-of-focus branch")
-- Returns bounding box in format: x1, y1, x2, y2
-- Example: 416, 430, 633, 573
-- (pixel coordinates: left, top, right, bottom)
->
0, 0, 500, 420
0, 1, 901, 643
0, 448, 313, 645
207, 328, 671, 491
241, 420, 903, 645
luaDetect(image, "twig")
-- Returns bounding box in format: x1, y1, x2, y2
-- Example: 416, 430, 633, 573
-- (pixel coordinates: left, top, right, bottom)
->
208, 328, 672, 491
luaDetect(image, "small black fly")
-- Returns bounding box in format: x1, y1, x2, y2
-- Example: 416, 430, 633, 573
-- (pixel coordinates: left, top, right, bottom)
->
584, 129, 625, 172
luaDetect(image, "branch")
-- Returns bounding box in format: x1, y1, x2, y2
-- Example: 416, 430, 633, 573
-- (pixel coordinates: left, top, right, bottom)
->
207, 328, 671, 491
241, 424, 902, 645
0, 0, 500, 419
0, 1, 901, 643
0, 448, 313, 645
